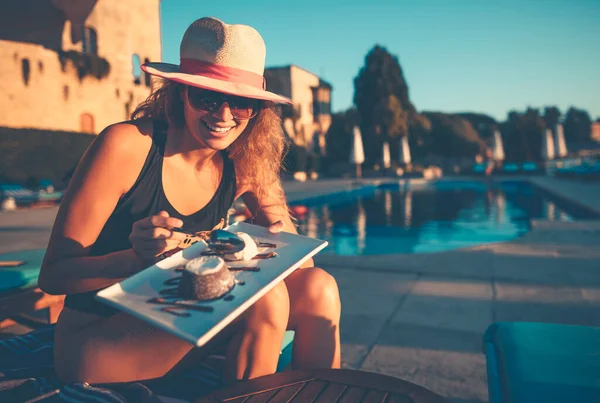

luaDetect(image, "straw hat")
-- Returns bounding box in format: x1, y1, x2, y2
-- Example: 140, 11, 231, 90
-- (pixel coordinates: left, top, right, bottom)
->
142, 17, 292, 104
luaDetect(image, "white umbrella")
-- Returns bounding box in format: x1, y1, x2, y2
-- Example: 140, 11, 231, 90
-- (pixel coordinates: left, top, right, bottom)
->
399, 135, 411, 165
350, 126, 365, 178
382, 142, 391, 169
541, 128, 555, 160
492, 130, 505, 161
553, 123, 567, 158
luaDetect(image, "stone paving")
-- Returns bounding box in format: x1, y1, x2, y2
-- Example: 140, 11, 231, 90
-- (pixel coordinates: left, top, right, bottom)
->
1, 176, 600, 402
316, 219, 600, 403
0, 205, 56, 254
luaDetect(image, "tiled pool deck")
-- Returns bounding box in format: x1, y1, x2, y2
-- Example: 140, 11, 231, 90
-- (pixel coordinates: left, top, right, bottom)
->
2, 176, 600, 403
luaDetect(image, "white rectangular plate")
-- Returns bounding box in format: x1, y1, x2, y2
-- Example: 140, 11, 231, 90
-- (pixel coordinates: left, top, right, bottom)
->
96, 222, 328, 347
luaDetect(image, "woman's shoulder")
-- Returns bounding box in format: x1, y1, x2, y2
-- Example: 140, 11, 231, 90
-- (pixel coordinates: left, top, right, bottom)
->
87, 118, 156, 178
98, 118, 154, 149
60, 119, 159, 208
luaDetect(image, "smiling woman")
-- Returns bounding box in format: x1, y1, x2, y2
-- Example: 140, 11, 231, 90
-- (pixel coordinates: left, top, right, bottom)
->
131, 80, 284, 203
38, 16, 341, 389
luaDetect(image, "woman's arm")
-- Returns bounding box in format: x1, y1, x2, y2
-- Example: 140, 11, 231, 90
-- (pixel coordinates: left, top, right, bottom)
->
241, 182, 315, 268
38, 121, 153, 295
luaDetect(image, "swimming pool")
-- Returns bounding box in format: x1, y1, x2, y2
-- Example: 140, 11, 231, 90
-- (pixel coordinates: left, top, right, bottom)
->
291, 180, 598, 255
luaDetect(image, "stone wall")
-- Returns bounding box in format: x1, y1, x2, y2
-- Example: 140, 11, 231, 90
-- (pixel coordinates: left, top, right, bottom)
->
0, 126, 94, 185
0, 0, 161, 134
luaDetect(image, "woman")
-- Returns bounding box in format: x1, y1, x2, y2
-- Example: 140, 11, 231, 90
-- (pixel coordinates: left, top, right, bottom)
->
38, 17, 341, 385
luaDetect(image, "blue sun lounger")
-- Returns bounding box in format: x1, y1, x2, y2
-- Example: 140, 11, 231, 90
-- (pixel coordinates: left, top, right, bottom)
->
484, 322, 600, 403
0, 249, 64, 328
0, 324, 295, 402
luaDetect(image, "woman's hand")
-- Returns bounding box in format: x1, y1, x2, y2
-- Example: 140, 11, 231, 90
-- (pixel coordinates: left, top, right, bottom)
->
129, 210, 187, 263
268, 220, 285, 233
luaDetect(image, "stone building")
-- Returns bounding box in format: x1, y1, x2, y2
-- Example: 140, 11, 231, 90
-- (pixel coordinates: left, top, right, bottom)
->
592, 121, 600, 143
264, 65, 332, 155
0, 0, 161, 134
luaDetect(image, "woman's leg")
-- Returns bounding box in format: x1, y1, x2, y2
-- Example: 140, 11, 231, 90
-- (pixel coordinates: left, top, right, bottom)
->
54, 282, 290, 384
54, 308, 199, 384
284, 267, 341, 369
223, 280, 290, 382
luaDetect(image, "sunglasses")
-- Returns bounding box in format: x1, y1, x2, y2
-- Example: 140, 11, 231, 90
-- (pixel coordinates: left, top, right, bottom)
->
186, 87, 260, 120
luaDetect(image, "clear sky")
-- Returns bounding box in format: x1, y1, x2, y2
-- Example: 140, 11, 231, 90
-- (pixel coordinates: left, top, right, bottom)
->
159, 0, 600, 122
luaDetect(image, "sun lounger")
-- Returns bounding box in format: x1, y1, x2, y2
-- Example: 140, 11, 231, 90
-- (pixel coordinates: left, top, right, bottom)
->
0, 184, 39, 207
0, 325, 295, 402
0, 247, 296, 401
483, 322, 600, 403
0, 249, 64, 328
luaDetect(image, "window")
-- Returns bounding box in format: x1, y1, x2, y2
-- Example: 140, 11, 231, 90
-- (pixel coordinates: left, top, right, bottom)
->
80, 113, 95, 133
82, 27, 98, 54
144, 58, 151, 87
312, 87, 331, 120
21, 58, 30, 86
63, 85, 69, 101
132, 54, 142, 85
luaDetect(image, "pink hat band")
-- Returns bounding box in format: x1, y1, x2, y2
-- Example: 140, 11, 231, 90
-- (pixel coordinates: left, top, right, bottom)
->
180, 58, 266, 90
141, 17, 292, 104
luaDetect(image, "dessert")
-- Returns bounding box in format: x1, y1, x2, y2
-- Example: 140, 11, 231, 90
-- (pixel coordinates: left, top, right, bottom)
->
178, 256, 234, 300
224, 232, 258, 261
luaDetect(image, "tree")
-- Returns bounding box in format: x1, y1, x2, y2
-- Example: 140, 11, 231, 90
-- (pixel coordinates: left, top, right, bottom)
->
543, 106, 561, 129
406, 113, 432, 159
563, 107, 592, 144
418, 112, 487, 158
500, 108, 545, 161
455, 113, 498, 141
353, 45, 416, 165
374, 95, 408, 138
507, 110, 520, 123
325, 108, 360, 164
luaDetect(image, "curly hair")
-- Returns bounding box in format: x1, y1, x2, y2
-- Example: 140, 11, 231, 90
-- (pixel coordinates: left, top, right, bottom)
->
131, 80, 289, 213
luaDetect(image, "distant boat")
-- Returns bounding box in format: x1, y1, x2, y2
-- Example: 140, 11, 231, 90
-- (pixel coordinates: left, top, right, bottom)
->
492, 130, 505, 161
553, 123, 568, 158
541, 129, 555, 160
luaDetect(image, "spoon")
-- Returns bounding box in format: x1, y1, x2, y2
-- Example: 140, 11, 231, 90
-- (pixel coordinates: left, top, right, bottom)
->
174, 228, 276, 253
207, 230, 246, 253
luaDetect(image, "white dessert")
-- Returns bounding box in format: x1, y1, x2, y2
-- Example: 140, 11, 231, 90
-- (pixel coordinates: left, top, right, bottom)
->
224, 232, 258, 261
178, 256, 234, 300
185, 255, 224, 274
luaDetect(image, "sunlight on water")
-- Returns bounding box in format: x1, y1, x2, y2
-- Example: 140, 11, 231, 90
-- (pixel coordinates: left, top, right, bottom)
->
294, 181, 594, 255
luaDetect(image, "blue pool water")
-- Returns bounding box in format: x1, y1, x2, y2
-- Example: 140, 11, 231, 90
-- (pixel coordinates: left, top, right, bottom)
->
292, 181, 598, 255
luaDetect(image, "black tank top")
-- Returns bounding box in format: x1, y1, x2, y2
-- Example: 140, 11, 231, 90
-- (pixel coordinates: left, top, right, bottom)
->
63, 120, 237, 316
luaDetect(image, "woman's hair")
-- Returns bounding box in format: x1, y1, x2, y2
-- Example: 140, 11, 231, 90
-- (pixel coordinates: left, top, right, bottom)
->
131, 79, 289, 216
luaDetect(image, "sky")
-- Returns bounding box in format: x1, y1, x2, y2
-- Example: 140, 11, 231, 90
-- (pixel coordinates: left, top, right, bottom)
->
159, 0, 600, 122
